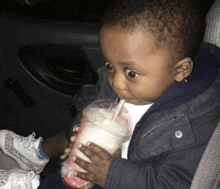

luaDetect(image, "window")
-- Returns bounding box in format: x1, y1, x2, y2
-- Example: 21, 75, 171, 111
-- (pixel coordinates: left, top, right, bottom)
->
0, 0, 116, 22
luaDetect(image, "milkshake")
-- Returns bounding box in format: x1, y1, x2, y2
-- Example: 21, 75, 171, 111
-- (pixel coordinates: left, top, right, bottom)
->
61, 99, 131, 189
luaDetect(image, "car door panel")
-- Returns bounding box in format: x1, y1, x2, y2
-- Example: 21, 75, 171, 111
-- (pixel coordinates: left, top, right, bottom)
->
0, 12, 103, 137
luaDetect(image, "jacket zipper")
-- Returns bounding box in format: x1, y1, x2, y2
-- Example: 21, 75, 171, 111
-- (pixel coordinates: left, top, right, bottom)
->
140, 116, 177, 139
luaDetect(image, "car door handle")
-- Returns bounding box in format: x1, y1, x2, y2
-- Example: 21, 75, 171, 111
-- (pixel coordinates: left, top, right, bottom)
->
4, 78, 35, 108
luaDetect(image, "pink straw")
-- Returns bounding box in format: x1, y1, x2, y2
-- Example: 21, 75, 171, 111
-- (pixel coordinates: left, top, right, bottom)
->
112, 99, 125, 121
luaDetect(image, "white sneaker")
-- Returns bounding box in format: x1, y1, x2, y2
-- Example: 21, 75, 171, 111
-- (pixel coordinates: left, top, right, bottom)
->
0, 130, 49, 174
0, 168, 40, 189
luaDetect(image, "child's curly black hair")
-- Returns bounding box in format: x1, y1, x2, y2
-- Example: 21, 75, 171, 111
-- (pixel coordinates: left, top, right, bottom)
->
102, 0, 205, 64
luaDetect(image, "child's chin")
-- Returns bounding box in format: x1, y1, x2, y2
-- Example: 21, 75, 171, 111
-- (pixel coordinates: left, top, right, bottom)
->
125, 99, 139, 105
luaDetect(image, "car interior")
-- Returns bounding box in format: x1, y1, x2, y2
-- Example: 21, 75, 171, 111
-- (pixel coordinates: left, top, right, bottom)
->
0, 0, 220, 187
0, 11, 103, 138
0, 2, 109, 177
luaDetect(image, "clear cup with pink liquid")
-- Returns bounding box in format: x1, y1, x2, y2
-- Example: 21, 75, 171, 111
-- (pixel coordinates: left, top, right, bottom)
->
61, 99, 131, 189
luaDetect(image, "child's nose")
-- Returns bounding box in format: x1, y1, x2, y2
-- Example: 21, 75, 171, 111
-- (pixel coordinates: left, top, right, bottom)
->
112, 72, 127, 91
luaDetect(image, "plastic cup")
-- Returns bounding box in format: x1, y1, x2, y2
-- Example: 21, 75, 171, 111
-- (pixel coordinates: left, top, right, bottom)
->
61, 99, 131, 189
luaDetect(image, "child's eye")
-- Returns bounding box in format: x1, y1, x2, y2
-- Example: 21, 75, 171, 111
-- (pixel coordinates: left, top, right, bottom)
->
105, 62, 114, 72
126, 70, 138, 79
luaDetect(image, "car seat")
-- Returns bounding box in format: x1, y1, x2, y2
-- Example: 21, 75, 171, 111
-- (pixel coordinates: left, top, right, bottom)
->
190, 119, 220, 189
203, 0, 220, 48
190, 1, 220, 188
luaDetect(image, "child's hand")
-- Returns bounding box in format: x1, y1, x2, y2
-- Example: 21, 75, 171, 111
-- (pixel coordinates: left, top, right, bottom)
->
60, 125, 80, 160
73, 142, 121, 188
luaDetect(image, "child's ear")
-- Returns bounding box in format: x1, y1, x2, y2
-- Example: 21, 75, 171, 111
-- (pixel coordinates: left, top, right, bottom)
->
174, 57, 193, 82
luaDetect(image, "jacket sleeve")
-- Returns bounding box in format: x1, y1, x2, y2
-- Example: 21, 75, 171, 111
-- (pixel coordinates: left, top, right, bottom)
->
105, 144, 206, 189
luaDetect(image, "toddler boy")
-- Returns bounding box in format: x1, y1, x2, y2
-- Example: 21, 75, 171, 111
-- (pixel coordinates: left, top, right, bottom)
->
69, 0, 220, 188
1, 0, 220, 188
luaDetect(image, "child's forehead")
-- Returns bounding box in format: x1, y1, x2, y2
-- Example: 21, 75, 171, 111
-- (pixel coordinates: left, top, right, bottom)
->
99, 26, 171, 63
99, 26, 160, 52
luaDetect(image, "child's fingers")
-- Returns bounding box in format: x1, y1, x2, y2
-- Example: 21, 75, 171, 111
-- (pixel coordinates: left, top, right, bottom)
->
60, 125, 81, 160
60, 154, 66, 159
74, 156, 94, 173
75, 126, 80, 132
65, 148, 71, 153
70, 135, 76, 142
74, 146, 110, 187
76, 144, 100, 165
84, 142, 111, 160
59, 147, 72, 159
60, 148, 70, 159
72, 124, 80, 132
70, 125, 81, 142
74, 171, 96, 185
88, 142, 111, 157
